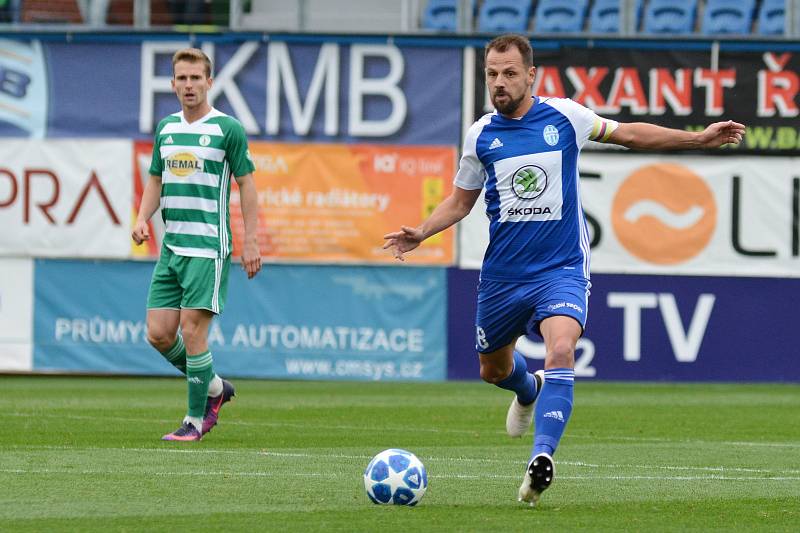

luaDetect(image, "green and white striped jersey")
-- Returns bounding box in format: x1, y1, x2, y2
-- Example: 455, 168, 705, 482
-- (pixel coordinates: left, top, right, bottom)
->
149, 108, 255, 259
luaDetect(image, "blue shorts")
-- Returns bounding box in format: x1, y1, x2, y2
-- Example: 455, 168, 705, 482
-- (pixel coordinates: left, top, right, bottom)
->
474, 274, 591, 353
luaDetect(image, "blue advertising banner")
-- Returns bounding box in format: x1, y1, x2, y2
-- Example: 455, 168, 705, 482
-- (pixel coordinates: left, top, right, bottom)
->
34, 259, 447, 381
2, 38, 462, 144
448, 268, 800, 382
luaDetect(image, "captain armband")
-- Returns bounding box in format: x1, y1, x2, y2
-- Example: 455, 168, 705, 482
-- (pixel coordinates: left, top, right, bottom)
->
588, 117, 619, 143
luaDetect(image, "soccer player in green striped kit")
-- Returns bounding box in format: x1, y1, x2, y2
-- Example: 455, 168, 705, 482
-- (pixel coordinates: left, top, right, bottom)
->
132, 48, 262, 441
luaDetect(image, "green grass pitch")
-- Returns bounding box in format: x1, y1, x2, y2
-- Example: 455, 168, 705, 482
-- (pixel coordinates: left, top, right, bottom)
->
1, 376, 799, 531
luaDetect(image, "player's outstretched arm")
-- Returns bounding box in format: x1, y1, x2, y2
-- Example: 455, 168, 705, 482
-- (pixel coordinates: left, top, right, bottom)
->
235, 173, 262, 279
607, 120, 746, 151
132, 174, 162, 245
383, 187, 481, 261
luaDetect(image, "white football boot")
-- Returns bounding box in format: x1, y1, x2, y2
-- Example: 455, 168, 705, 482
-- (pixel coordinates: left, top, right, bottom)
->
505, 369, 544, 437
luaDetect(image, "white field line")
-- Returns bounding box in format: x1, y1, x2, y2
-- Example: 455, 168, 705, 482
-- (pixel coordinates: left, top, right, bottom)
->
568, 434, 800, 449
3, 412, 478, 435
558, 460, 800, 475
1, 468, 799, 482
5, 412, 800, 450
3, 446, 800, 478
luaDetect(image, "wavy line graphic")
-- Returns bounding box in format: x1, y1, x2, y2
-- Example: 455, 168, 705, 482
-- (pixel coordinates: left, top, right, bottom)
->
623, 200, 705, 229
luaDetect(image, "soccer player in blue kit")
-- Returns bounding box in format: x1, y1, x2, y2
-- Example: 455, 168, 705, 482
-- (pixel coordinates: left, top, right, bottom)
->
383, 34, 745, 507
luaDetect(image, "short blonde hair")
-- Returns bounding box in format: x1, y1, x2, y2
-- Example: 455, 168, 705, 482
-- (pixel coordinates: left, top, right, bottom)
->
172, 48, 212, 78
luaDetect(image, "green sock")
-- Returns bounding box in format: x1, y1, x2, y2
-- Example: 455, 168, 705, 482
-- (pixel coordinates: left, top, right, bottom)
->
186, 351, 214, 418
160, 336, 187, 374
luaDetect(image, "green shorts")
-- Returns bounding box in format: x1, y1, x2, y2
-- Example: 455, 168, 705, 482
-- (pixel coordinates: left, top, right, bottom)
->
147, 246, 231, 314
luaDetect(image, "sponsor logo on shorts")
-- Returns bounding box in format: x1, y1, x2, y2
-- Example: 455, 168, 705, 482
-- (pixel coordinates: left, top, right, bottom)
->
547, 301, 583, 314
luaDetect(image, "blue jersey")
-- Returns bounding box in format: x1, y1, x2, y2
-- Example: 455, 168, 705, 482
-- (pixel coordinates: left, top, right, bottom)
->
455, 97, 617, 283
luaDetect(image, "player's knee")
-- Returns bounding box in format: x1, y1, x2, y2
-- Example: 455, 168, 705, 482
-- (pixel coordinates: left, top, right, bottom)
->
479, 361, 509, 384
179, 321, 200, 343
547, 338, 575, 367
180, 317, 210, 346
146, 328, 174, 351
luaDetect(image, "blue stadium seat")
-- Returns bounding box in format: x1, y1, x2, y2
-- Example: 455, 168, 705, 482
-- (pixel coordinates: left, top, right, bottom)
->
701, 0, 755, 35
642, 0, 697, 34
589, 0, 643, 33
477, 0, 533, 33
534, 0, 588, 33
758, 0, 785, 35
422, 0, 457, 31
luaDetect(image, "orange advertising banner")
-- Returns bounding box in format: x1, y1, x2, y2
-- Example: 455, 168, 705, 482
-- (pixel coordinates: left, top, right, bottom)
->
231, 142, 456, 264
132, 141, 159, 258
134, 141, 456, 264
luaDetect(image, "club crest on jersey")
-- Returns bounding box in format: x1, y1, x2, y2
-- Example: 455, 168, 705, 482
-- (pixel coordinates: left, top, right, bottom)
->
512, 165, 547, 200
199, 134, 211, 147
165, 151, 202, 178
543, 124, 559, 146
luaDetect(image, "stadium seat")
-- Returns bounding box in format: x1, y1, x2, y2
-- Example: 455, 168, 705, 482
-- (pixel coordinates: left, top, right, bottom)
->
758, 0, 785, 35
589, 0, 643, 33
701, 0, 755, 35
642, 0, 697, 34
422, 0, 477, 31
422, 0, 457, 31
477, 0, 533, 33
534, 0, 588, 33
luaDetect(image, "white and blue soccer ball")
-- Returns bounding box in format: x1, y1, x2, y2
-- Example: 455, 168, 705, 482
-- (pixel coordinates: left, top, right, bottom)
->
363, 448, 427, 506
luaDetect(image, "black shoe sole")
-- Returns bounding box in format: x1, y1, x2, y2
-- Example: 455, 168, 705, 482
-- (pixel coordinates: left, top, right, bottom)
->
527, 454, 554, 493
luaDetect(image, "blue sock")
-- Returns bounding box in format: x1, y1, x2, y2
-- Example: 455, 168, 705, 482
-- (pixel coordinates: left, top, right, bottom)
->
532, 368, 574, 458
495, 351, 538, 405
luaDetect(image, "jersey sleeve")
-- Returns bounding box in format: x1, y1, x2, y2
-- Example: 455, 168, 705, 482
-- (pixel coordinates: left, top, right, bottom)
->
226, 120, 256, 178
546, 98, 619, 149
453, 121, 486, 190
148, 122, 163, 176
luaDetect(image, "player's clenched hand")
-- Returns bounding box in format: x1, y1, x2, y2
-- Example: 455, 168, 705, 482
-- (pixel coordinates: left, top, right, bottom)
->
698, 120, 746, 148
241, 239, 262, 279
131, 220, 150, 245
383, 226, 424, 261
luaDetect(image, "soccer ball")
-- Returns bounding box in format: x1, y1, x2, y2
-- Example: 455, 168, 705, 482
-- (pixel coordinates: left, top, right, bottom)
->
363, 448, 427, 506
